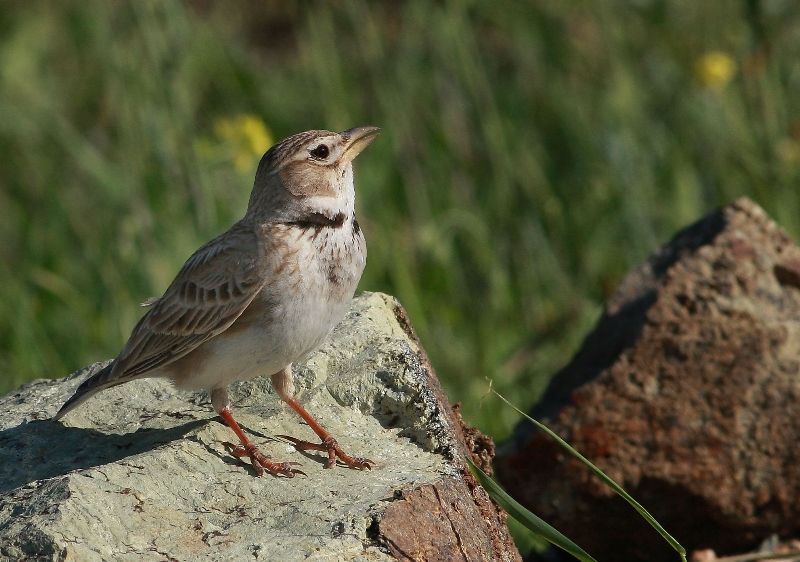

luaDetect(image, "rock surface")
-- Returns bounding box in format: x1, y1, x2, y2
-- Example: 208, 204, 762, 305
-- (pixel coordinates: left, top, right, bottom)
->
497, 198, 800, 561
0, 292, 520, 562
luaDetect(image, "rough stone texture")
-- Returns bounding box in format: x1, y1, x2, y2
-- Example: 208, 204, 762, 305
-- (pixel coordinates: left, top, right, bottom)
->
497, 198, 800, 561
0, 292, 520, 562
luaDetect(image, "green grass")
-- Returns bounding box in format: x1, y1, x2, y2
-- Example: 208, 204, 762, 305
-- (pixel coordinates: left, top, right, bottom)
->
468, 457, 598, 562
487, 388, 687, 561
2, 0, 800, 445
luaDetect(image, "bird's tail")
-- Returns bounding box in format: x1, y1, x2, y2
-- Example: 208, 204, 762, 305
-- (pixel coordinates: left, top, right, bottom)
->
53, 360, 121, 421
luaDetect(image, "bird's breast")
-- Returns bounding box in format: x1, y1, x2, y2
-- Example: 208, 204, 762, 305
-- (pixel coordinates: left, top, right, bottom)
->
252, 222, 365, 366
257, 220, 365, 353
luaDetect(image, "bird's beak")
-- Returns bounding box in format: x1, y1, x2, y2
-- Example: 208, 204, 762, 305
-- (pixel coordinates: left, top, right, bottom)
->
340, 126, 380, 164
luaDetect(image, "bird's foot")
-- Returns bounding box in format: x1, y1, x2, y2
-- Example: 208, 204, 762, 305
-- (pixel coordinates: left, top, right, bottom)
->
277, 435, 373, 470
222, 441, 305, 478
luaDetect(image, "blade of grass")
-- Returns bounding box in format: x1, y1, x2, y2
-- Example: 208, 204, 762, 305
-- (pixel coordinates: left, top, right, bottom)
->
490, 386, 687, 562
466, 457, 596, 562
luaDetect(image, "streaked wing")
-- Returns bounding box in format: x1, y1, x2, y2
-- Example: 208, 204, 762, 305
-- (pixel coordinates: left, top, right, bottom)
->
110, 221, 267, 380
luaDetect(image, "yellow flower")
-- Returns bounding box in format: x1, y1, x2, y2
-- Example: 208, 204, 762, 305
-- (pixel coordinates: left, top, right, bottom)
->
213, 114, 273, 173
695, 51, 737, 89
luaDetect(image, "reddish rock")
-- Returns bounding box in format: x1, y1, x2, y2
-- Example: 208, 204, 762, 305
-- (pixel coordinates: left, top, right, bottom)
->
496, 198, 800, 561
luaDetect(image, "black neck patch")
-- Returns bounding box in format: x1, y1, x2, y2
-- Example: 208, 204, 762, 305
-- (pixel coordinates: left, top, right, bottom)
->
284, 211, 346, 230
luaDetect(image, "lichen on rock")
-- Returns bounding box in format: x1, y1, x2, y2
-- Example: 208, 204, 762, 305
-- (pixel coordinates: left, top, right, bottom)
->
0, 292, 519, 562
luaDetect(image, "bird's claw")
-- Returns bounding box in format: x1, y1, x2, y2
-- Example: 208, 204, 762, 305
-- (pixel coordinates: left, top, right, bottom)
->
276, 434, 374, 470
222, 441, 306, 478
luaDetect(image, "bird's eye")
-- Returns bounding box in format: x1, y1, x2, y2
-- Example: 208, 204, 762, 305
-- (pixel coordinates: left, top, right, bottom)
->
310, 144, 329, 159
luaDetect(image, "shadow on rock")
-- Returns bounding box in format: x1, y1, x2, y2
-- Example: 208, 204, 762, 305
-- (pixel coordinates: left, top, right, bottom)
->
0, 418, 207, 493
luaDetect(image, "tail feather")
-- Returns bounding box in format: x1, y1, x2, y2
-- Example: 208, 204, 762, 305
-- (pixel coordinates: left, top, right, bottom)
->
53, 361, 121, 421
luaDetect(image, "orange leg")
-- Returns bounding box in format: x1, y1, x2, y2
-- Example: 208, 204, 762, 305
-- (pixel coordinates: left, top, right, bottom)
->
219, 407, 304, 478
277, 396, 373, 470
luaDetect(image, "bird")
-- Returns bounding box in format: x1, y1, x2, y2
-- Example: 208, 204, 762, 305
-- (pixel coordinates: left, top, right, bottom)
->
54, 126, 380, 477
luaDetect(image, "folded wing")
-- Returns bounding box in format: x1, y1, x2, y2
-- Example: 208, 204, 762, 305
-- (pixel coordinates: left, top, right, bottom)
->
112, 221, 267, 380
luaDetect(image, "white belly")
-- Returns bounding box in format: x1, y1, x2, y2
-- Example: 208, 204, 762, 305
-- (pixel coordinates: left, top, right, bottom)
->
181, 295, 349, 390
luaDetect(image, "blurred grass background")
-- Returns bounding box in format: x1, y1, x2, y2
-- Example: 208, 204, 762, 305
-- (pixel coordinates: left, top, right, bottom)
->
2, 0, 800, 442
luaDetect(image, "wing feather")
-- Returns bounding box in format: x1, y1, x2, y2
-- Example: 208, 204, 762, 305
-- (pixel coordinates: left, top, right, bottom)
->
109, 221, 267, 381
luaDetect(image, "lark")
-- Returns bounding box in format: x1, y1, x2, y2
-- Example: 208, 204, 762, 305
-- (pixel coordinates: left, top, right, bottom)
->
54, 126, 379, 477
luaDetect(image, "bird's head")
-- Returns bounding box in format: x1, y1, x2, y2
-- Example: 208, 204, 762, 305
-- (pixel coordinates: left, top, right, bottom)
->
247, 126, 380, 222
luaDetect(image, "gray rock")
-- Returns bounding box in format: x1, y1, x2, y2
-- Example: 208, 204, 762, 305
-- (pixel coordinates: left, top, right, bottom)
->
0, 292, 520, 562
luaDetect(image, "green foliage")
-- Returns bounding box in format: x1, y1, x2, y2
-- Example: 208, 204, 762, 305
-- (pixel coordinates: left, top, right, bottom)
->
489, 388, 687, 561
2, 1, 800, 440
468, 458, 597, 561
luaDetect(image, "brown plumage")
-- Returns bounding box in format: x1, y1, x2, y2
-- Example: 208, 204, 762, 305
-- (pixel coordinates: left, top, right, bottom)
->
55, 126, 380, 477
